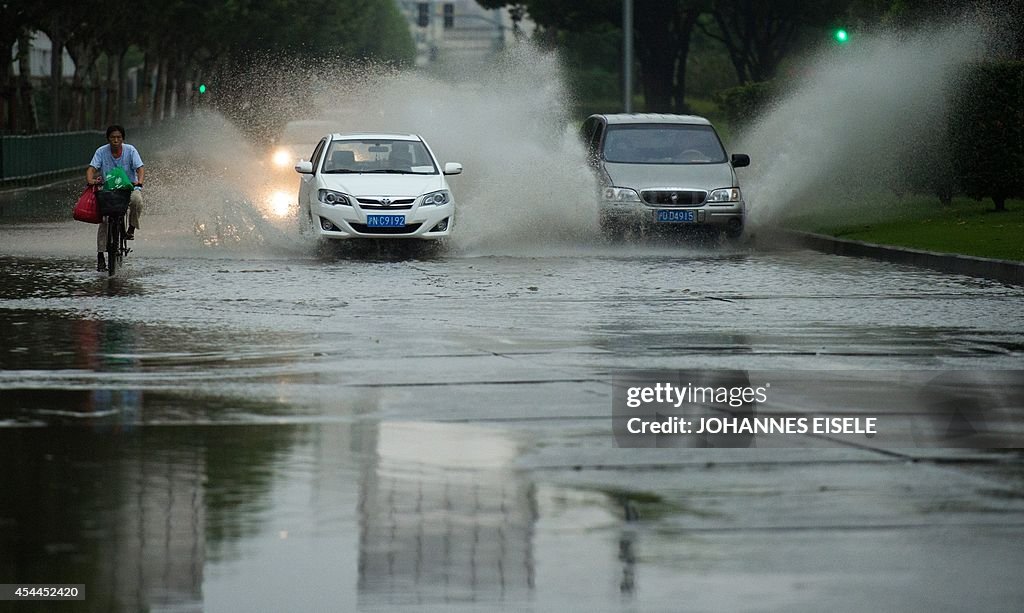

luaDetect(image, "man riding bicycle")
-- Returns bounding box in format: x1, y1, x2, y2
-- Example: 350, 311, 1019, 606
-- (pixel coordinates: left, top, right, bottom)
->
87, 125, 144, 271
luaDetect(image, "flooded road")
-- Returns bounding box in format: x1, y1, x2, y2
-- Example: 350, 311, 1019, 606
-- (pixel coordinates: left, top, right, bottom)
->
2, 199, 1024, 611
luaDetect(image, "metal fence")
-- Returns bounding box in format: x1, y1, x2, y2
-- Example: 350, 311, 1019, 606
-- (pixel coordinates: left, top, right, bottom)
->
0, 131, 105, 183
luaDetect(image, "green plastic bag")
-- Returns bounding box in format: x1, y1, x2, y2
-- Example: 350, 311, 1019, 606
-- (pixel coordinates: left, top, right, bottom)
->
104, 167, 133, 191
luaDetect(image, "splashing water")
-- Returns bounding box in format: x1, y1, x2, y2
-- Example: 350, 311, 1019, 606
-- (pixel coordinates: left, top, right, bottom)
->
142, 19, 998, 256
143, 43, 599, 258
738, 19, 991, 230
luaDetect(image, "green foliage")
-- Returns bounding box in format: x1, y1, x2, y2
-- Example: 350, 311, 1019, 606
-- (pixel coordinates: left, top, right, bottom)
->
558, 22, 621, 114
716, 80, 777, 129
685, 22, 740, 99
0, 0, 415, 132
949, 61, 1024, 211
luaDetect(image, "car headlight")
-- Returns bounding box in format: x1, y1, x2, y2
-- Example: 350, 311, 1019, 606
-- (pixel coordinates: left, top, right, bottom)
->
421, 190, 450, 206
272, 148, 293, 168
707, 187, 741, 203
318, 189, 351, 206
603, 186, 641, 202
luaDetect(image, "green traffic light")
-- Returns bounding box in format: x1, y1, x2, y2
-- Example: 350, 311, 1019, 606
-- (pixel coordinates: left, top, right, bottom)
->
834, 29, 849, 44
199, 84, 207, 94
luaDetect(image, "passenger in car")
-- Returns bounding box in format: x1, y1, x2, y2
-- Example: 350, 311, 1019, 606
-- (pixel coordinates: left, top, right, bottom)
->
389, 144, 414, 170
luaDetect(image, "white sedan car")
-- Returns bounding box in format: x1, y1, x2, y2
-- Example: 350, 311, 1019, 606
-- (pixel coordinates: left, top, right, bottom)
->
295, 133, 462, 240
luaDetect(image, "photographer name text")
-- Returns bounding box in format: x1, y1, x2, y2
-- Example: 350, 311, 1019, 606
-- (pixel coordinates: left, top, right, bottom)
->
626, 416, 877, 436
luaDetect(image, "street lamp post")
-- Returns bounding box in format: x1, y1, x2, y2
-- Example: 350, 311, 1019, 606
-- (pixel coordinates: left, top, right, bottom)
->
623, 0, 633, 113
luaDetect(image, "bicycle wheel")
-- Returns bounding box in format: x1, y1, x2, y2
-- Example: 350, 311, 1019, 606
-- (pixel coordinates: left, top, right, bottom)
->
118, 212, 129, 262
107, 217, 120, 276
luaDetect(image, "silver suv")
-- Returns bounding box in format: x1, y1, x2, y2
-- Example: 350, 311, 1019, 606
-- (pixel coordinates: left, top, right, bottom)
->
581, 113, 750, 239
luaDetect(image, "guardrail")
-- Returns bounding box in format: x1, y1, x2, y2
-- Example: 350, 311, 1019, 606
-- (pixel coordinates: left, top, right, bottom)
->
0, 131, 105, 184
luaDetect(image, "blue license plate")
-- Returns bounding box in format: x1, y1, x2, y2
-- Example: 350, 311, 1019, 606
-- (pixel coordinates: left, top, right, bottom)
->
366, 214, 406, 227
656, 209, 695, 223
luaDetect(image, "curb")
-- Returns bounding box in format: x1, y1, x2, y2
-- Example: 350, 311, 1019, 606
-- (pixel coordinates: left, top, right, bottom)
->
774, 230, 1024, 286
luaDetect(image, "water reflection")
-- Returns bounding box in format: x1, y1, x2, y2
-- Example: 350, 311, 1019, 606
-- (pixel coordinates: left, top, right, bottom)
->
355, 421, 535, 606
1, 317, 142, 426
0, 256, 147, 301
0, 418, 548, 612
0, 424, 297, 613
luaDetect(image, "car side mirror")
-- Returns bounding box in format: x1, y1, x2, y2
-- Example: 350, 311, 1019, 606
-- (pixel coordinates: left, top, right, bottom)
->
731, 154, 750, 168
443, 162, 463, 175
295, 160, 313, 174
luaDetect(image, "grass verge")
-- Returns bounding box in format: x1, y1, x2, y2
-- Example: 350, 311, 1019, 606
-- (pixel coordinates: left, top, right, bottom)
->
788, 196, 1024, 262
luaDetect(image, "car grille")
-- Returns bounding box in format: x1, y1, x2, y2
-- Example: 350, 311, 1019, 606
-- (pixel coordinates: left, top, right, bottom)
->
349, 223, 423, 235
359, 204, 413, 210
357, 197, 415, 209
641, 190, 707, 206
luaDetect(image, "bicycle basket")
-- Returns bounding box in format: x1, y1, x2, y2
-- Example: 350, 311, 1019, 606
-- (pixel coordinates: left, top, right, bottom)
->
97, 189, 131, 217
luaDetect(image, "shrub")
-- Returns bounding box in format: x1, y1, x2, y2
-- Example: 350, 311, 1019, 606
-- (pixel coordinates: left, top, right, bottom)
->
949, 61, 1024, 211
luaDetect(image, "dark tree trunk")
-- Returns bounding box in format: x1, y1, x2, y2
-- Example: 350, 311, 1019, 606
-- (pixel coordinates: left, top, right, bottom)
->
634, 1, 699, 113
140, 53, 152, 126
49, 31, 65, 130
114, 49, 126, 124
65, 38, 97, 130
155, 57, 169, 122
102, 54, 114, 126
17, 33, 37, 132
90, 63, 102, 129
0, 32, 15, 131
670, 10, 700, 114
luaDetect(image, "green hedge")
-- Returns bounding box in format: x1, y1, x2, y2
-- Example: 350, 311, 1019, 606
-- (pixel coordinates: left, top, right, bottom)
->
949, 61, 1024, 211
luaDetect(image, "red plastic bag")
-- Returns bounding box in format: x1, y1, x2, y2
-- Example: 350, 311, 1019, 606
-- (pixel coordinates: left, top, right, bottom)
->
73, 185, 101, 224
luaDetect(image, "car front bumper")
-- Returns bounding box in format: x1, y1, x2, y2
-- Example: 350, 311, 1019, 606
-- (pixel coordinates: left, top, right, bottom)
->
599, 200, 745, 229
312, 201, 454, 240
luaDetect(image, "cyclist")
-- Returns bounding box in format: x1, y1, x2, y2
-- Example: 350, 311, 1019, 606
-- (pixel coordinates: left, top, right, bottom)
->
87, 125, 144, 271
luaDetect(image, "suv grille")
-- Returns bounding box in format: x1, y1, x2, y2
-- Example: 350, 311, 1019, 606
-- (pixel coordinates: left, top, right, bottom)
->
642, 190, 706, 206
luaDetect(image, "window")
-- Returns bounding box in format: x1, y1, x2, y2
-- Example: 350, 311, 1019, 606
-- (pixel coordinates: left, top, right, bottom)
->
603, 124, 726, 164
322, 139, 438, 174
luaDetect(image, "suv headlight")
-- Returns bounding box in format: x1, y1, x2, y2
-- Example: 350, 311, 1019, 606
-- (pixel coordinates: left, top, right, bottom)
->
421, 190, 451, 206
318, 189, 351, 206
603, 186, 641, 203
707, 187, 741, 203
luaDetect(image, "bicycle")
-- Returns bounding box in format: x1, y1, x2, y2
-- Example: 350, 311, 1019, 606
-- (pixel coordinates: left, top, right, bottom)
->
97, 189, 133, 276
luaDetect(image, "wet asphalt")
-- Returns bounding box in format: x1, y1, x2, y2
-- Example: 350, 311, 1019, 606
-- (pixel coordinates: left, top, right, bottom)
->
1, 185, 1023, 612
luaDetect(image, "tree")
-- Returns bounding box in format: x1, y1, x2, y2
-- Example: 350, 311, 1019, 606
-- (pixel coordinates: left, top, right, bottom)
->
699, 0, 850, 84
3, 0, 414, 133
951, 61, 1024, 212
634, 1, 702, 112
478, 0, 704, 112
1, 1, 47, 131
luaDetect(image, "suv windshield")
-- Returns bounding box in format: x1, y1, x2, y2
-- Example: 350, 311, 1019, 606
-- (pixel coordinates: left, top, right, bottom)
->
321, 139, 437, 174
603, 124, 726, 165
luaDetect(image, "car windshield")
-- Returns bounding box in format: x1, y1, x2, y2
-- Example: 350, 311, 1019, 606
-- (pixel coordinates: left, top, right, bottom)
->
603, 124, 727, 164
321, 139, 437, 174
